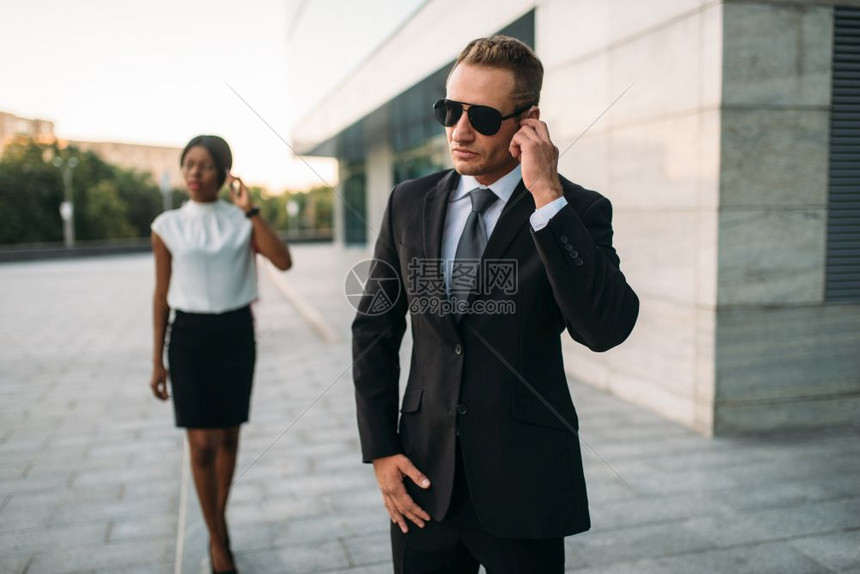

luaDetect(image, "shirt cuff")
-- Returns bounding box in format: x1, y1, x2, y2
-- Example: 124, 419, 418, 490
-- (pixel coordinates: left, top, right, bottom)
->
529, 196, 568, 231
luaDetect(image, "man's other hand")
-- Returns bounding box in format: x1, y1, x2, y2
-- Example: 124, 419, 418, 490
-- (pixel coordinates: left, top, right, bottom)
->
372, 454, 432, 533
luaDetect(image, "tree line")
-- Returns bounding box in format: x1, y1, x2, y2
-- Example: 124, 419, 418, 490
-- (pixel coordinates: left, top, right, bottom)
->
0, 138, 333, 245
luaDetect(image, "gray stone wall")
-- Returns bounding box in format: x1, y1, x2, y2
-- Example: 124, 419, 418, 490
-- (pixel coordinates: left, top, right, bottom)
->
293, 0, 860, 435
539, 0, 724, 434
715, 2, 860, 432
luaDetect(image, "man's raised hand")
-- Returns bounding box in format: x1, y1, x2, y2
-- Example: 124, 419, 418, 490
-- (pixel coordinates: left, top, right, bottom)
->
510, 117, 563, 209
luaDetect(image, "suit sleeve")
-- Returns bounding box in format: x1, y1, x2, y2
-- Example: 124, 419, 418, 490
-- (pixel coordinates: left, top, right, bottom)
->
530, 195, 639, 352
351, 188, 409, 462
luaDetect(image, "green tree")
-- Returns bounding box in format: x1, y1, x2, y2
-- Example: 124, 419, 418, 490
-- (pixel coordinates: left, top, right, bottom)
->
112, 167, 163, 237
85, 180, 137, 239
0, 140, 64, 244
0, 137, 336, 244
261, 186, 333, 233
305, 186, 333, 231
0, 138, 168, 244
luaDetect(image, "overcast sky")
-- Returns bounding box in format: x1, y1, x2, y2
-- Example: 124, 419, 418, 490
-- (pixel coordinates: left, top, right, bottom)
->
0, 0, 423, 191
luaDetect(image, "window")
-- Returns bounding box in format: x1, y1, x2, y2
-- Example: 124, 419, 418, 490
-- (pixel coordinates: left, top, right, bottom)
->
826, 7, 860, 302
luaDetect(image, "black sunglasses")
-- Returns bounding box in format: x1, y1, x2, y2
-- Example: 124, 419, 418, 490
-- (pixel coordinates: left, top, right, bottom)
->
433, 99, 534, 136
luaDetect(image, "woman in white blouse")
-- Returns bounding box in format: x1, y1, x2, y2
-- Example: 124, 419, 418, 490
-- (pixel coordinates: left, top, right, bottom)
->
149, 135, 291, 574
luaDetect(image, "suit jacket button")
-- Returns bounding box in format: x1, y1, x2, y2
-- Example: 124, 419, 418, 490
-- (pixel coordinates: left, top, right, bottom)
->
559, 235, 569, 244
455, 344, 463, 355
570, 250, 579, 258
565, 244, 573, 252
456, 403, 468, 415
575, 258, 584, 266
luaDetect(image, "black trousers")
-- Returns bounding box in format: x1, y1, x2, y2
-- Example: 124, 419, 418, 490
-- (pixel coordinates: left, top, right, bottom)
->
390, 443, 564, 574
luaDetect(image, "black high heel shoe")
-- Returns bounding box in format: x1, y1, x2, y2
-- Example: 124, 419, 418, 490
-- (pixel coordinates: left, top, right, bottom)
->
209, 541, 237, 574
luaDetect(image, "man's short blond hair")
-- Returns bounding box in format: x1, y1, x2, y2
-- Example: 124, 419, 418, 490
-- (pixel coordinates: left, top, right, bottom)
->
449, 35, 543, 107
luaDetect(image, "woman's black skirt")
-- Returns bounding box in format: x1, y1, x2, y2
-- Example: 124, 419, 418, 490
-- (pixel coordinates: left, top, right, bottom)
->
167, 305, 255, 428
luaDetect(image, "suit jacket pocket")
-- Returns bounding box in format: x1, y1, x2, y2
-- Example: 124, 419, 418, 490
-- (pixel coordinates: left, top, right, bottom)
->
511, 395, 578, 431
400, 386, 424, 413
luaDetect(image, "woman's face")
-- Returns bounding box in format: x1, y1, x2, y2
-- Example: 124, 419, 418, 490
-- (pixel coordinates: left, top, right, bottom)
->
181, 145, 221, 201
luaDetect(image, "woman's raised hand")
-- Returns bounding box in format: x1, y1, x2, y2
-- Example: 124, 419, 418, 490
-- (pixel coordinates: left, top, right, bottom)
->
226, 172, 253, 212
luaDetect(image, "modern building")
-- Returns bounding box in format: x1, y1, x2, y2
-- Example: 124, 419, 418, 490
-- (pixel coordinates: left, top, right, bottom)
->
291, 0, 860, 435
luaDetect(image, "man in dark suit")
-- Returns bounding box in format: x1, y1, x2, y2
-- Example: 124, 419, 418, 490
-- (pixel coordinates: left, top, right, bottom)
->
352, 35, 639, 573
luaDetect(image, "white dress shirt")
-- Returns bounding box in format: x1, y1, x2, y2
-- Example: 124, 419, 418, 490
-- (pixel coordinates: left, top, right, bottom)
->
151, 199, 258, 314
441, 165, 569, 291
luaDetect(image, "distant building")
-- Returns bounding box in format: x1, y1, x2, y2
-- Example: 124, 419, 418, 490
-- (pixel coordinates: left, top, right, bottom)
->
66, 140, 183, 190
0, 111, 55, 150
291, 2, 860, 435
0, 111, 183, 189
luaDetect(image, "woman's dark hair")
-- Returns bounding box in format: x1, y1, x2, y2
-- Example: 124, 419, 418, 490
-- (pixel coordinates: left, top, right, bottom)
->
180, 135, 232, 188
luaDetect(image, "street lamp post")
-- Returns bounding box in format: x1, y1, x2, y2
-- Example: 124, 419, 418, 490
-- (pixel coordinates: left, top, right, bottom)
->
52, 156, 79, 248
160, 170, 172, 212
286, 199, 300, 239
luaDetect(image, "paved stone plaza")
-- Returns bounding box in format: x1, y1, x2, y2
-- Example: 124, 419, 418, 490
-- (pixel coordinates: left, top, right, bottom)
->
0, 245, 858, 573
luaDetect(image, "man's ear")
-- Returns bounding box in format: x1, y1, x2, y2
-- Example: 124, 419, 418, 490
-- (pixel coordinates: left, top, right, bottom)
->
526, 106, 540, 120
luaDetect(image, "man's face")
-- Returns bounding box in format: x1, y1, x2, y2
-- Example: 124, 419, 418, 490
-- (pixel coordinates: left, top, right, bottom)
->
445, 63, 526, 186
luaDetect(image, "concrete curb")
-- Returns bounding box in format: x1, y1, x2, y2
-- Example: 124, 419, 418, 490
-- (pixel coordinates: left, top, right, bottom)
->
263, 259, 341, 345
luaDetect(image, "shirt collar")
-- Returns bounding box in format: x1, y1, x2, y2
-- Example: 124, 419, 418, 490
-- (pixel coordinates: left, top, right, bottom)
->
452, 164, 522, 204
183, 198, 221, 213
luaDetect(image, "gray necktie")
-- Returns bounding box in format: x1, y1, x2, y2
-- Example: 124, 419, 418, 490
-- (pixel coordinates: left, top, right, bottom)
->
451, 187, 498, 321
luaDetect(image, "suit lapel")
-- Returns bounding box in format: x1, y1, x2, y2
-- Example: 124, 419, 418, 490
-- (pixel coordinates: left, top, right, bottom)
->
421, 172, 532, 327
462, 179, 533, 307
423, 170, 459, 260
422, 170, 461, 336
481, 179, 534, 264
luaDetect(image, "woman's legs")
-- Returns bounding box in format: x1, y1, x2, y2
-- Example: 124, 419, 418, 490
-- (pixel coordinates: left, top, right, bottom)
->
216, 426, 241, 539
187, 428, 239, 571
